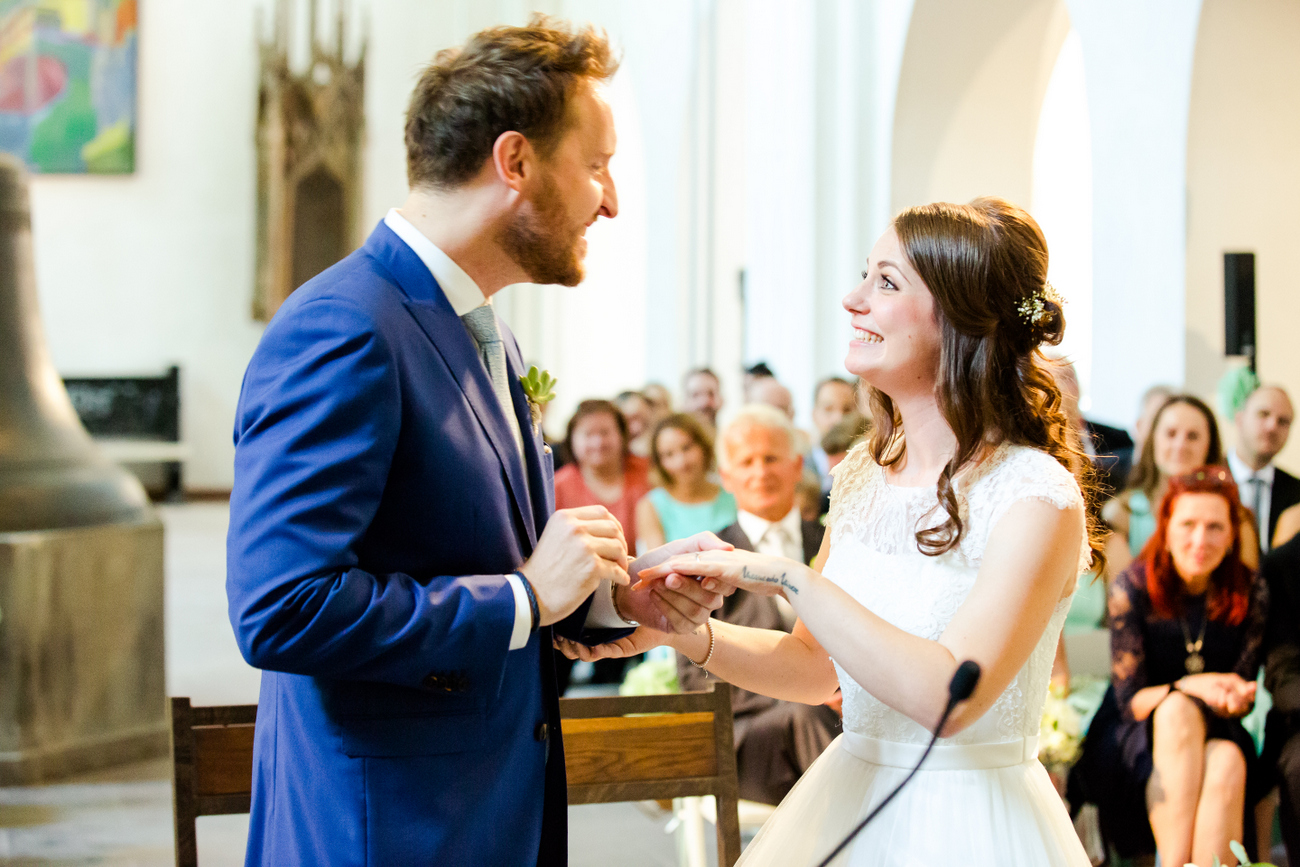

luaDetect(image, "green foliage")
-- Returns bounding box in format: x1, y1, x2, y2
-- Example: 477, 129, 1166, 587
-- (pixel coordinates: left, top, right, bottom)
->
1201, 838, 1277, 866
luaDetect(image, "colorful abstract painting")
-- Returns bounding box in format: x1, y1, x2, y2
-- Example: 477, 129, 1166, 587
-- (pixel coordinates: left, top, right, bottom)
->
0, 1, 136, 173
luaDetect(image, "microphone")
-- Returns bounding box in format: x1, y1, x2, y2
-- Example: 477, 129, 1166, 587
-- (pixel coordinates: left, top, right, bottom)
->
814, 660, 982, 867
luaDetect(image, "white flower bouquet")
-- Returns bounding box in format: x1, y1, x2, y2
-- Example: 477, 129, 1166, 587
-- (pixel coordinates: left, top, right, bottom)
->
1038, 689, 1084, 773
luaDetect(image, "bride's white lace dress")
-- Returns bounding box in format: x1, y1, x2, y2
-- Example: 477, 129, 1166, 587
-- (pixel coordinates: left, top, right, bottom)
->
737, 443, 1092, 866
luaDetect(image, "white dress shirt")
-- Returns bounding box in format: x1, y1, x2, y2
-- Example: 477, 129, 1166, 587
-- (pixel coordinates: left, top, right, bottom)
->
384, 210, 628, 649
736, 506, 804, 629
1228, 448, 1275, 552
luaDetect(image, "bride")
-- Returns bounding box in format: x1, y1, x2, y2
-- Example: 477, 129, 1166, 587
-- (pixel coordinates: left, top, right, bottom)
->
560, 196, 1101, 865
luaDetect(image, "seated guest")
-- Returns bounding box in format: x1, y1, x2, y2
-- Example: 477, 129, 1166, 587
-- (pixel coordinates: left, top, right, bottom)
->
814, 411, 869, 517
635, 413, 737, 552
678, 404, 840, 805
821, 411, 868, 472
682, 367, 723, 432
1103, 395, 1259, 580
642, 381, 672, 420
1079, 467, 1268, 866
552, 400, 651, 689
615, 389, 654, 459
1135, 384, 1176, 458
1052, 358, 1134, 500
808, 377, 858, 494
1265, 532, 1300, 864
750, 375, 812, 456
750, 376, 794, 420
742, 361, 776, 401
1226, 385, 1298, 553
553, 399, 651, 549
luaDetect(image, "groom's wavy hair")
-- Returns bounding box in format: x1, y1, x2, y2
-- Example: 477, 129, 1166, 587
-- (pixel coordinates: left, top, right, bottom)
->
868, 197, 1105, 570
405, 15, 619, 190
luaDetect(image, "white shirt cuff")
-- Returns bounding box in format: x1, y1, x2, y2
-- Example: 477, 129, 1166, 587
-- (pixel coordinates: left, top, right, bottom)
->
584, 578, 635, 628
505, 572, 533, 651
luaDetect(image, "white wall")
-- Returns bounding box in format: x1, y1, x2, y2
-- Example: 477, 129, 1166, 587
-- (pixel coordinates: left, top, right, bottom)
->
1186, 0, 1300, 470
32, 1, 267, 491
31, 0, 743, 485
32, 0, 1298, 486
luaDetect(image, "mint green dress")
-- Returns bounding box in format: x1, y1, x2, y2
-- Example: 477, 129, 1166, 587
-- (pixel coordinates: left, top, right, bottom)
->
646, 487, 738, 542
1126, 491, 1156, 556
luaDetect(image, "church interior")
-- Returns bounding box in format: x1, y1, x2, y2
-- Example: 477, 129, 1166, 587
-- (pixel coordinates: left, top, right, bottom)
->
1, 0, 1299, 864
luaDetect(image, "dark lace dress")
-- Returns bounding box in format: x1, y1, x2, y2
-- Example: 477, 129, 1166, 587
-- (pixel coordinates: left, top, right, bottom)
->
1075, 560, 1268, 857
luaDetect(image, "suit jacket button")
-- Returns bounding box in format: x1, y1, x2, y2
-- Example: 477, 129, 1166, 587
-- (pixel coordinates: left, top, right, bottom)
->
534, 722, 548, 742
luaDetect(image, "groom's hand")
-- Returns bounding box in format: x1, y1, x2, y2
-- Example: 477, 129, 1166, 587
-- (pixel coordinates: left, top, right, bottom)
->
615, 533, 735, 634
521, 506, 629, 626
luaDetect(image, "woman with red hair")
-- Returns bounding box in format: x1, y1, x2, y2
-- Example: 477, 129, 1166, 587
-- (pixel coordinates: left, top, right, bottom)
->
1080, 466, 1268, 866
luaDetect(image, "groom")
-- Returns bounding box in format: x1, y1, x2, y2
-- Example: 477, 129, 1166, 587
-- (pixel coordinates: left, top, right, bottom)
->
227, 16, 727, 866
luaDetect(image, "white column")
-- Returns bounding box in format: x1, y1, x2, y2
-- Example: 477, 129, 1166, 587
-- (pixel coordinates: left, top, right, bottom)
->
742, 0, 817, 419
1066, 0, 1203, 426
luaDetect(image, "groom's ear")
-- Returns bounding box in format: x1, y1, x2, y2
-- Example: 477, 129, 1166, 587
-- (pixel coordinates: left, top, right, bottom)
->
490, 130, 537, 193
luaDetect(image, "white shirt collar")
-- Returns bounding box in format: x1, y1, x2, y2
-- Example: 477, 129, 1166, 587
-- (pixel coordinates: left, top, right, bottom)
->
384, 208, 487, 316
736, 505, 803, 552
1227, 448, 1275, 486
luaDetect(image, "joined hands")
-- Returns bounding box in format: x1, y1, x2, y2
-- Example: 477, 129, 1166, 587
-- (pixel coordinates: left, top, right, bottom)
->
553, 532, 739, 661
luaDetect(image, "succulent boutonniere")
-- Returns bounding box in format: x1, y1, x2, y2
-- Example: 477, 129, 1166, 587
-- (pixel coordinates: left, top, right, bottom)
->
519, 366, 557, 433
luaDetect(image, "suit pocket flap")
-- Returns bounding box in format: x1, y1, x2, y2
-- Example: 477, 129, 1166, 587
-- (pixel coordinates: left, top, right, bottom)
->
338, 712, 486, 757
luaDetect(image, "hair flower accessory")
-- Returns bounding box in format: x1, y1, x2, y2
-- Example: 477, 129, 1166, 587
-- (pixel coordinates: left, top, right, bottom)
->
519, 366, 557, 433
1016, 282, 1066, 326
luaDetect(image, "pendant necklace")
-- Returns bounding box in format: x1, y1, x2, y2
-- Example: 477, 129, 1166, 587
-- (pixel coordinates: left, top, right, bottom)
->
1179, 612, 1208, 674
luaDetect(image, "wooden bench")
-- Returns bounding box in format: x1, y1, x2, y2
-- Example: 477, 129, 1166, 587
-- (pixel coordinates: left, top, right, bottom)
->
560, 683, 742, 866
170, 684, 742, 867
64, 365, 189, 500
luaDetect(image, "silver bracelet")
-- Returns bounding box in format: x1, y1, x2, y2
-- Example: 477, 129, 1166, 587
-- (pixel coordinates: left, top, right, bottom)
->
610, 581, 638, 627
691, 620, 716, 669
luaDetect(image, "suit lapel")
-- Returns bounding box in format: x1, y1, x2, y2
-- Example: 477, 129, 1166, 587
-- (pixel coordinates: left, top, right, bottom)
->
499, 320, 553, 535
362, 223, 538, 549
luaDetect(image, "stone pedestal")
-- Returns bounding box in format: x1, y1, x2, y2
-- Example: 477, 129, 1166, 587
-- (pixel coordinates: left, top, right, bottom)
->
0, 517, 166, 784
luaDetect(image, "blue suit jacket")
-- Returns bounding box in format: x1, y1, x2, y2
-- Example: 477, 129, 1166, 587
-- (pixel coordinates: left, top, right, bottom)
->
227, 222, 630, 866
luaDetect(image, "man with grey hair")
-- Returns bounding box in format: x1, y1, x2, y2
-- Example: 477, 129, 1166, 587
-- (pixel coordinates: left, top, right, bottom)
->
678, 403, 840, 805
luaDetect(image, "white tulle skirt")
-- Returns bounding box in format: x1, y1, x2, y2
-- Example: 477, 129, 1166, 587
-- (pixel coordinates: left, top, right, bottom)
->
737, 733, 1090, 867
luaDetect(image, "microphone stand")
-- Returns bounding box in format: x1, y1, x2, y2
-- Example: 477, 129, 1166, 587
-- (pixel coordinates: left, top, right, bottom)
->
813, 661, 982, 867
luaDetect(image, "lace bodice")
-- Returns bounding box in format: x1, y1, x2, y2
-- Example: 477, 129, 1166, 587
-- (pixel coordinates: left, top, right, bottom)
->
822, 443, 1091, 747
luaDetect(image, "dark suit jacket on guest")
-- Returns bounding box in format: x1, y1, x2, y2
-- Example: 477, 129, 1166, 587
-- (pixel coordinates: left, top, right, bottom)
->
1270, 468, 1300, 547
1085, 419, 1134, 502
227, 222, 631, 866
678, 519, 825, 727
1266, 534, 1300, 718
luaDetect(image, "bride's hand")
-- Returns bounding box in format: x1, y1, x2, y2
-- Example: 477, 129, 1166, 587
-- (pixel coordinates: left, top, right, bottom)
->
636, 549, 808, 599
553, 626, 669, 661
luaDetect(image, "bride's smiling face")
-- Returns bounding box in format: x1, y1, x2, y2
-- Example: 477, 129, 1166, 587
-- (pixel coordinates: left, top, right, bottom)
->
842, 227, 941, 393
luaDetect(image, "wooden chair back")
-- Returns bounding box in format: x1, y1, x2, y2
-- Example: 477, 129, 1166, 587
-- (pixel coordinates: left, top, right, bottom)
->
169, 697, 257, 867
170, 685, 743, 867
560, 683, 742, 867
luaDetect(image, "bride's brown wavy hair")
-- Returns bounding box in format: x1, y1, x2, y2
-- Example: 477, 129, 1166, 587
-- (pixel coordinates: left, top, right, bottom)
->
867, 197, 1105, 570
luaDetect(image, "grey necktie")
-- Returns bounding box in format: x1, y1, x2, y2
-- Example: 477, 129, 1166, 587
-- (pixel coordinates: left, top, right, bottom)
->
1249, 475, 1267, 551
460, 305, 524, 454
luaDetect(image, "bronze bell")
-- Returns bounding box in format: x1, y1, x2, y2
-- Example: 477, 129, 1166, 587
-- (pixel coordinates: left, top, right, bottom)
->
0, 155, 152, 532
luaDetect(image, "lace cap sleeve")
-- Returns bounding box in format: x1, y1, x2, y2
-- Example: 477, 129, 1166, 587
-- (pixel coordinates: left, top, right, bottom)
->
968, 447, 1089, 573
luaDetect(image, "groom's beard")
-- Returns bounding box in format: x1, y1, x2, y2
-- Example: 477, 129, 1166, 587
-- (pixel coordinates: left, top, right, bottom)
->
500, 172, 587, 287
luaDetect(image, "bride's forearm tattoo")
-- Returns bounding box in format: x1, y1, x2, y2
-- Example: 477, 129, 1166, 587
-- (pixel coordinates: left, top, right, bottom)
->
742, 566, 799, 595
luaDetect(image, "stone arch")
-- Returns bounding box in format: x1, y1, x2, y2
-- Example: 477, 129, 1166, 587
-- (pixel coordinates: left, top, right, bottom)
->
891, 0, 1071, 213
